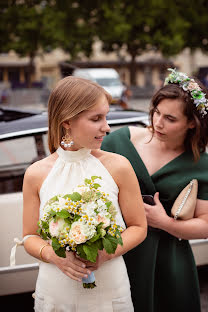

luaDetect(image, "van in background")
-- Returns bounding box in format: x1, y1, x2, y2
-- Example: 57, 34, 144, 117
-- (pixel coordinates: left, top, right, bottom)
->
72, 68, 125, 103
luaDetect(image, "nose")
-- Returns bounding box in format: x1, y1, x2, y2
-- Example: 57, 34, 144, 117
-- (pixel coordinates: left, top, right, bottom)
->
154, 115, 164, 129
102, 119, 111, 133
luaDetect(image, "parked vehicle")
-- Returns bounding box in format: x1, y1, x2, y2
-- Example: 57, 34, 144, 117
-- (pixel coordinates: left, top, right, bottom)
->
73, 68, 125, 103
0, 106, 207, 298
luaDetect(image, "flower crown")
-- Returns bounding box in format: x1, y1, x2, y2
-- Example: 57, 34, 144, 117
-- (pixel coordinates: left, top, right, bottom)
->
164, 68, 208, 117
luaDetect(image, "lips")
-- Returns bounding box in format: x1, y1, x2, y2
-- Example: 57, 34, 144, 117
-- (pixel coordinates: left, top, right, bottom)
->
155, 130, 165, 136
95, 136, 104, 141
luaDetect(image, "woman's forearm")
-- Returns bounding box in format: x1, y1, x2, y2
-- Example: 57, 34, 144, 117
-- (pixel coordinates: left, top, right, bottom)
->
161, 216, 208, 240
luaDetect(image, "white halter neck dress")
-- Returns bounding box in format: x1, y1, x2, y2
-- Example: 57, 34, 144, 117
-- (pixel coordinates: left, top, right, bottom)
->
35, 147, 134, 312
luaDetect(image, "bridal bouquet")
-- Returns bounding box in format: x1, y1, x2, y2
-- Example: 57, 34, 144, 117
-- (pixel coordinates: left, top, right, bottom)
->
37, 176, 123, 288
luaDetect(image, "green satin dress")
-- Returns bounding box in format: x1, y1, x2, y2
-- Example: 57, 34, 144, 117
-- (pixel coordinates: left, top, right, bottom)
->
102, 126, 208, 312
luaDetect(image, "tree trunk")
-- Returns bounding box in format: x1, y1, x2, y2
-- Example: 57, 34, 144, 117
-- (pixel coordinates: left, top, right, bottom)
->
129, 53, 137, 86
189, 49, 197, 76
28, 53, 35, 88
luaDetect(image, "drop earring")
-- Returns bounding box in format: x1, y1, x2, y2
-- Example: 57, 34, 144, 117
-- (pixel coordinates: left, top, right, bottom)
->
61, 129, 74, 148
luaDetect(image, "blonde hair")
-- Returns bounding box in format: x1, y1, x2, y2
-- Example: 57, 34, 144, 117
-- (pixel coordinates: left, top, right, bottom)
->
47, 76, 112, 153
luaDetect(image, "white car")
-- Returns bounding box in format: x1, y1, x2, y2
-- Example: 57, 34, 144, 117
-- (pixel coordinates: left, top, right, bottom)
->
73, 68, 126, 102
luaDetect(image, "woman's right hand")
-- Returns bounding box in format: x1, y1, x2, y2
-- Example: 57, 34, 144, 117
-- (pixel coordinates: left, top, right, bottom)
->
50, 250, 91, 282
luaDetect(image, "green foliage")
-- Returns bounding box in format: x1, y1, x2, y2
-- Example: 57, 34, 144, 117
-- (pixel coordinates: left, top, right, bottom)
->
51, 237, 66, 258
56, 209, 71, 219
69, 192, 82, 202
1, 0, 208, 82
92, 183, 101, 189
55, 247, 66, 258
83, 282, 96, 288
103, 234, 118, 254
84, 178, 91, 185
83, 244, 99, 263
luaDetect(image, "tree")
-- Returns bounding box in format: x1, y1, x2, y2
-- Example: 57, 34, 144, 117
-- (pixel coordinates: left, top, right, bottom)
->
0, 0, 60, 86
176, 0, 208, 74
92, 0, 188, 85
0, 1, 100, 85
52, 0, 96, 60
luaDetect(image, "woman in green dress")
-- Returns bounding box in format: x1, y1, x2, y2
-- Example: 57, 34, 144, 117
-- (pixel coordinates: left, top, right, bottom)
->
102, 69, 208, 312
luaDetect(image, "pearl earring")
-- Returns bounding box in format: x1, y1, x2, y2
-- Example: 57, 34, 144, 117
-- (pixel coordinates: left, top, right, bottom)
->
61, 129, 74, 148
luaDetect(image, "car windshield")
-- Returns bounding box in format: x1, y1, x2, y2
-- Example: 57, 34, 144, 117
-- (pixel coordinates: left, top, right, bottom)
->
95, 78, 122, 87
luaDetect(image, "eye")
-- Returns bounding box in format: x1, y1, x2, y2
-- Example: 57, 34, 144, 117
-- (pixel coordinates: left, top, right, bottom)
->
166, 116, 175, 122
91, 116, 101, 121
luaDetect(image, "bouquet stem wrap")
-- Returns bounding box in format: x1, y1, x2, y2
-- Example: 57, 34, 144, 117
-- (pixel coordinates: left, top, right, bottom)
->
82, 272, 96, 288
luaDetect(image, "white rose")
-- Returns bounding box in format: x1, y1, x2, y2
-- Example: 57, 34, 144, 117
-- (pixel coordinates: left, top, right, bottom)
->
70, 221, 96, 244
96, 214, 111, 228
49, 218, 67, 237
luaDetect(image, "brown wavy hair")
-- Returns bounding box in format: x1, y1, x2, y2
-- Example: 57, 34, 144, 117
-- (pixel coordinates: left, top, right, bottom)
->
47, 76, 112, 154
149, 82, 208, 161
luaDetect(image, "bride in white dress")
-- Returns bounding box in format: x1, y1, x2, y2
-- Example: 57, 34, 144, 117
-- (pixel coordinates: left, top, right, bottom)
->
22, 76, 147, 312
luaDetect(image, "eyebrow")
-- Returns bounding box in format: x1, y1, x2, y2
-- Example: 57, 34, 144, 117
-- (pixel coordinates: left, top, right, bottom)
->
89, 110, 109, 116
156, 108, 177, 119
165, 114, 177, 119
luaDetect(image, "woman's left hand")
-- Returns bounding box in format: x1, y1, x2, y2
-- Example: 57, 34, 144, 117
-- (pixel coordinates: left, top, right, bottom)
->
77, 249, 112, 271
144, 192, 168, 229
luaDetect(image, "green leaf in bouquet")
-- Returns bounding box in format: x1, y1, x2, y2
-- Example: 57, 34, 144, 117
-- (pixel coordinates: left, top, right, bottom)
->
65, 218, 72, 226
49, 209, 57, 217
73, 214, 81, 222
83, 244, 98, 263
69, 192, 82, 202
91, 176, 101, 181
48, 195, 59, 203
95, 192, 102, 199
56, 209, 70, 219
84, 178, 91, 185
55, 247, 66, 258
89, 233, 101, 243
91, 239, 103, 251
103, 235, 118, 254
63, 194, 72, 200
51, 237, 61, 251
39, 230, 49, 241
76, 244, 87, 260
41, 221, 49, 230
97, 222, 104, 234
92, 183, 101, 189
96, 238, 104, 250
105, 201, 112, 209
115, 229, 123, 246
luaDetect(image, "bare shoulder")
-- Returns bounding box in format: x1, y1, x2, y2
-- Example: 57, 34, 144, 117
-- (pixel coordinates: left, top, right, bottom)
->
24, 153, 57, 185
129, 126, 151, 144
93, 149, 130, 166
92, 149, 133, 179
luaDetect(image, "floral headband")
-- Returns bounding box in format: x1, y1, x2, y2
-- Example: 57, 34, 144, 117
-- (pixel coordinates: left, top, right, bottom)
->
164, 68, 208, 117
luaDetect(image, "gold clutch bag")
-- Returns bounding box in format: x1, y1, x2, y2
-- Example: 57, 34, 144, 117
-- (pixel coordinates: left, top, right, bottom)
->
171, 179, 198, 220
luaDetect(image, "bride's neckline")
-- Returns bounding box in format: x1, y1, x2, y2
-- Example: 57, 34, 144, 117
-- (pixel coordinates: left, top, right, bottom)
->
56, 146, 91, 162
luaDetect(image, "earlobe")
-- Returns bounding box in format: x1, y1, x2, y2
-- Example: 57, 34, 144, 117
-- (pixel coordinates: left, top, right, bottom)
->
189, 120, 196, 129
62, 121, 70, 130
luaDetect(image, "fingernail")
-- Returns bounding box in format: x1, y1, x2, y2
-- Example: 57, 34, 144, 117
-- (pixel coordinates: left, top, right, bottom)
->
82, 264, 86, 268
87, 270, 91, 275
84, 274, 88, 278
